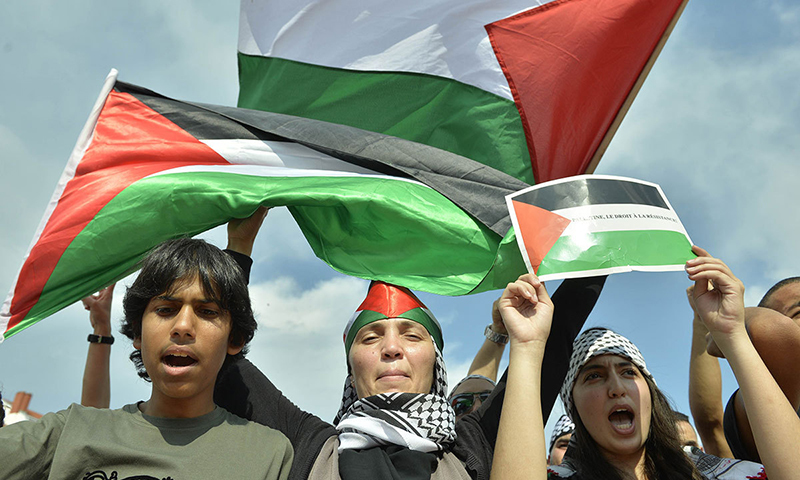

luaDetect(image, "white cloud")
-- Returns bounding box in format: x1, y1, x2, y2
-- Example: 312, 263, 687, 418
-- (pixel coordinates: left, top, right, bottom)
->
243, 275, 367, 420
767, 0, 800, 31
599, 17, 800, 289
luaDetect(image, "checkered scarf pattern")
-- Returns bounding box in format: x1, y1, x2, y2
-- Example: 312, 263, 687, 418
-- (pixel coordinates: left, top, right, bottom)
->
559, 328, 654, 419
549, 414, 576, 452
334, 342, 456, 452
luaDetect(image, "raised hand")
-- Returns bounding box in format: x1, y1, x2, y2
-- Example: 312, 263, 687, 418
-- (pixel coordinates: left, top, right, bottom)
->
489, 298, 508, 336
82, 283, 115, 337
226, 206, 269, 256
685, 246, 746, 345
497, 273, 554, 346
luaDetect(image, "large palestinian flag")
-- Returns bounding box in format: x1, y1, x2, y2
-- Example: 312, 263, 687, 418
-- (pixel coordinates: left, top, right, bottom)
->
0, 70, 529, 340
238, 0, 689, 184
507, 175, 694, 280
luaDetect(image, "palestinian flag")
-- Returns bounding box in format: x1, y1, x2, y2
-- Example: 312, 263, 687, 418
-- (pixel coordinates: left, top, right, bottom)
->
238, 0, 689, 184
0, 70, 529, 340
507, 175, 694, 280
343, 281, 443, 356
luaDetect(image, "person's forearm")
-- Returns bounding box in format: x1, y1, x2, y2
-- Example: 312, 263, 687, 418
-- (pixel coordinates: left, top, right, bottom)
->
467, 338, 505, 381
721, 334, 800, 480
688, 315, 731, 457
492, 342, 547, 480
81, 315, 112, 408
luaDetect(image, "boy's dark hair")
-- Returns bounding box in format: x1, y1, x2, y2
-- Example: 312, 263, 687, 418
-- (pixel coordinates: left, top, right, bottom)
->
120, 238, 257, 381
758, 277, 800, 307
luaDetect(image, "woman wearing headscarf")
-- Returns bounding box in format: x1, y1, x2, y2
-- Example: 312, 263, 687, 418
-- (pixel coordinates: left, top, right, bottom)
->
214, 280, 512, 479
492, 248, 794, 480
215, 208, 605, 480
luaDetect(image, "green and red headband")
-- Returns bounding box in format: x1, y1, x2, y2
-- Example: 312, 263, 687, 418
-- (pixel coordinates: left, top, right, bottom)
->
343, 281, 443, 356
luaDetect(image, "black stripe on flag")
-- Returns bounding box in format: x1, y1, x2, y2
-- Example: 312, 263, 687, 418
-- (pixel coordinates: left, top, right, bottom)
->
113, 80, 530, 236
512, 177, 669, 211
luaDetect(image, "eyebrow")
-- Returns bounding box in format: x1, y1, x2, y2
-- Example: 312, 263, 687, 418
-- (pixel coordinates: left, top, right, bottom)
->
154, 295, 217, 304
579, 359, 634, 374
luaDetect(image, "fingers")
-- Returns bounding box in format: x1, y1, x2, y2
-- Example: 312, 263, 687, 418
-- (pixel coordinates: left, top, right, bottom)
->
686, 262, 742, 296
490, 298, 508, 334
686, 247, 743, 294
502, 274, 542, 305
691, 245, 710, 257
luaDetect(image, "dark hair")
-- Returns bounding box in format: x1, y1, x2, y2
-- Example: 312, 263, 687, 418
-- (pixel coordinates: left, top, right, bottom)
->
758, 277, 800, 308
567, 375, 703, 480
120, 238, 257, 381
673, 411, 690, 423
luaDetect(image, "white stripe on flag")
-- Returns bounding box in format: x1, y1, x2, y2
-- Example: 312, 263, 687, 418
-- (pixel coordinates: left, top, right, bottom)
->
144, 163, 430, 187
200, 139, 382, 174
555, 204, 689, 237
239, 0, 551, 100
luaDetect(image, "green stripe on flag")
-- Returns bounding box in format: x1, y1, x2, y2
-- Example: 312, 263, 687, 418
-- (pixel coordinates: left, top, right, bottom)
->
238, 54, 535, 184
9, 170, 522, 338
537, 230, 694, 277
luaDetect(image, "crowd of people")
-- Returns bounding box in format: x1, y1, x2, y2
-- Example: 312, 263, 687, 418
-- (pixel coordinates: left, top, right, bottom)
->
0, 207, 798, 480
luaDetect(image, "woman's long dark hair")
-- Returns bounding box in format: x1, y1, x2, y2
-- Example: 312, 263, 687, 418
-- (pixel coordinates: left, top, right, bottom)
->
567, 375, 704, 480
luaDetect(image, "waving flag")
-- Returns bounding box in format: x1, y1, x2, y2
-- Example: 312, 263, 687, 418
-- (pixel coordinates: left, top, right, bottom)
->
0, 70, 529, 340
238, 0, 689, 184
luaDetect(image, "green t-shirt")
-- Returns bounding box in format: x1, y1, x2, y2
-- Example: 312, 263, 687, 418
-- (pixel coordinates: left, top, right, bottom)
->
0, 402, 293, 480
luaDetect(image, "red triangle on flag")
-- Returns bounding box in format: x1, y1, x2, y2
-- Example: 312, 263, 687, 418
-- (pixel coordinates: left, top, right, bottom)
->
486, 0, 687, 183
511, 200, 571, 274
7, 90, 229, 332
357, 282, 427, 318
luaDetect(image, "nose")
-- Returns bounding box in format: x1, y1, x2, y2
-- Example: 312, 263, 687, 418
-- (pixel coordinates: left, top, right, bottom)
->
171, 305, 196, 341
608, 372, 626, 398
381, 329, 404, 360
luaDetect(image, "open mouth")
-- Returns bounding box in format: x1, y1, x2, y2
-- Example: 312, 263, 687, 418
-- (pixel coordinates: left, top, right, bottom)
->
608, 408, 635, 432
163, 353, 197, 368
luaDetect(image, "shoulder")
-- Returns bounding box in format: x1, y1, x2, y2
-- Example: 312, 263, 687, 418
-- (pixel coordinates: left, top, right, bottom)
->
218, 407, 293, 445
684, 446, 766, 479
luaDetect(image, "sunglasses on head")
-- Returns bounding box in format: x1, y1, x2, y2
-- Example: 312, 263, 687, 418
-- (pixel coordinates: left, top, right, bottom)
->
450, 391, 492, 417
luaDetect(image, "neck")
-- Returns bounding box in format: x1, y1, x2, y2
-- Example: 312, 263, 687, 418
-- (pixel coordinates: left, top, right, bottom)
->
605, 448, 648, 480
139, 390, 216, 419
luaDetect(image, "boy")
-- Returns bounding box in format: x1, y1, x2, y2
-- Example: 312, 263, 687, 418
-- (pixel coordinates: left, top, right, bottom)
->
0, 238, 292, 479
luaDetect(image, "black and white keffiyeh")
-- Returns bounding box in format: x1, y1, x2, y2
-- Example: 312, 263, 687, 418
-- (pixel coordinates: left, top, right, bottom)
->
334, 342, 456, 453
549, 414, 575, 452
559, 327, 654, 419
684, 446, 767, 480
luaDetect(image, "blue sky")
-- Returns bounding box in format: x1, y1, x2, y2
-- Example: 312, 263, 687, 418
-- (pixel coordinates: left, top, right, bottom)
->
1, 0, 799, 439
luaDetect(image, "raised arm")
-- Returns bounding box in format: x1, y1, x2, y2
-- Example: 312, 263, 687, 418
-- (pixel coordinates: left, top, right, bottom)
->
686, 284, 733, 457
81, 284, 115, 408
465, 300, 507, 381
491, 274, 553, 480
226, 206, 269, 256
687, 246, 800, 479
453, 275, 605, 476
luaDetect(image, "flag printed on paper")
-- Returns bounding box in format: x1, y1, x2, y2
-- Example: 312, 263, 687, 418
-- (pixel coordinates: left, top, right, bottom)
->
238, 0, 689, 184
507, 175, 694, 281
1, 70, 530, 341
